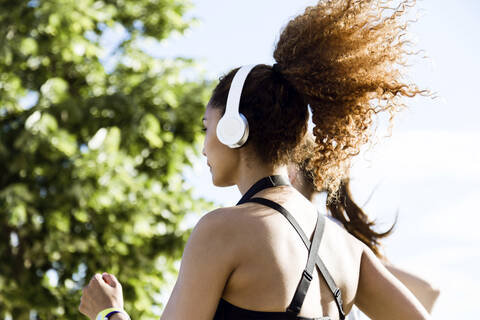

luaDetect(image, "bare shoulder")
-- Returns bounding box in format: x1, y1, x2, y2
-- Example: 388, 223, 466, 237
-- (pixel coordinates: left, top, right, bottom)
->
321, 218, 365, 311
190, 205, 257, 248
195, 206, 237, 230
193, 203, 278, 251
190, 207, 239, 246
322, 217, 365, 256
195, 205, 253, 233
181, 206, 246, 274
198, 203, 273, 229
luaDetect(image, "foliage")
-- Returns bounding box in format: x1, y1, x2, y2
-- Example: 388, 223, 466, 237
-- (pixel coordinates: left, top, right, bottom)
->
0, 0, 213, 319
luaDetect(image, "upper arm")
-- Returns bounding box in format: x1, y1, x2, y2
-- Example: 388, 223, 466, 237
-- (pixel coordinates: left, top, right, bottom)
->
161, 210, 238, 320
355, 246, 431, 320
385, 264, 440, 313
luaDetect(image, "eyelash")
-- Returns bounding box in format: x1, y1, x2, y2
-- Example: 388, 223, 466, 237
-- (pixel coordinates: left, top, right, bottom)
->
202, 128, 207, 132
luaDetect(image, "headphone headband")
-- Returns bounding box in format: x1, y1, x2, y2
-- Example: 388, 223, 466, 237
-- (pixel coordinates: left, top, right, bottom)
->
216, 65, 257, 148
224, 65, 257, 118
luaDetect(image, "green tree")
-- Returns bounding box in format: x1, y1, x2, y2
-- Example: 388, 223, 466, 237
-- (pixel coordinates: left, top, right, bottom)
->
0, 0, 213, 319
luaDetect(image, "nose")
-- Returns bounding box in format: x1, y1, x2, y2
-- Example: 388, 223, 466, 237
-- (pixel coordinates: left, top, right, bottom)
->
202, 145, 206, 157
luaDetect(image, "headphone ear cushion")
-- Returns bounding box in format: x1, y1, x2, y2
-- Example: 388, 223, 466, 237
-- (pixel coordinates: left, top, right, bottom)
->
216, 113, 249, 148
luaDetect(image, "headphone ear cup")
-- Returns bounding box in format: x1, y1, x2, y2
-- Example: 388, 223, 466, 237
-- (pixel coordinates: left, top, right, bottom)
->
217, 64, 256, 148
216, 113, 249, 148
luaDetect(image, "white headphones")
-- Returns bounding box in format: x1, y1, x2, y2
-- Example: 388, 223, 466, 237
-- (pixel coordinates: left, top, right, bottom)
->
216, 64, 257, 148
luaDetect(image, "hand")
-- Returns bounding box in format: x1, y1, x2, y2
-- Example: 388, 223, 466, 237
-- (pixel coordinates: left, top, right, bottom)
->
79, 273, 124, 319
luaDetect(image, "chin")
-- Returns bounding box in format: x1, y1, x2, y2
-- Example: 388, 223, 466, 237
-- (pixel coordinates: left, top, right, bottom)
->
211, 172, 235, 187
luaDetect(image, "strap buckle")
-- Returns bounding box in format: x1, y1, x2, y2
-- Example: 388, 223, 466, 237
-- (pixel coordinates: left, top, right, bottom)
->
302, 269, 313, 282
268, 175, 276, 186
334, 288, 346, 318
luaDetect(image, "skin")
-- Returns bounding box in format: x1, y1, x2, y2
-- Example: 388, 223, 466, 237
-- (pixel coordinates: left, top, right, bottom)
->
288, 166, 440, 315
79, 273, 124, 319
79, 105, 431, 320
384, 264, 440, 313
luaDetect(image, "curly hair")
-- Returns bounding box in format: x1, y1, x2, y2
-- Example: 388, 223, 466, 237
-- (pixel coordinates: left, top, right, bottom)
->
293, 136, 395, 258
210, 0, 427, 193
326, 179, 396, 258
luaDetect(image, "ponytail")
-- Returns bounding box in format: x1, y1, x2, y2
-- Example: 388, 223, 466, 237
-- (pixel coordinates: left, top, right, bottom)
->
294, 136, 394, 258
274, 0, 428, 193
327, 179, 395, 258
210, 0, 428, 194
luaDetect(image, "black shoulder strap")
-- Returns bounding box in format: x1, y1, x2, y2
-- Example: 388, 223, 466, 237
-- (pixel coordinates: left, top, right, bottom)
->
246, 197, 346, 320
237, 175, 290, 205
286, 209, 323, 316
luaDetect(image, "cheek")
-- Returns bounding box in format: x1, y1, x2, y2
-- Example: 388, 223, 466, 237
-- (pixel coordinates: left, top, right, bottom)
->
204, 133, 238, 186
204, 130, 225, 171
204, 130, 218, 157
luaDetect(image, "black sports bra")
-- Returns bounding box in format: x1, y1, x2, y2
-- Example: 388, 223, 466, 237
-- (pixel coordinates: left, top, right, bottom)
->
214, 298, 331, 320
213, 176, 346, 320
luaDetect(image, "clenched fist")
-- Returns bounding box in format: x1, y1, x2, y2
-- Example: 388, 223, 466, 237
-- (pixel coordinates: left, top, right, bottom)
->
79, 273, 124, 319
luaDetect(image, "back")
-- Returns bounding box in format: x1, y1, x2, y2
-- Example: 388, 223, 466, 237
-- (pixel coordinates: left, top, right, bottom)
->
219, 186, 364, 319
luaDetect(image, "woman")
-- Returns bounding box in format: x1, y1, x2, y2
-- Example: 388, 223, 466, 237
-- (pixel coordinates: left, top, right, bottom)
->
79, 1, 431, 319
288, 147, 440, 318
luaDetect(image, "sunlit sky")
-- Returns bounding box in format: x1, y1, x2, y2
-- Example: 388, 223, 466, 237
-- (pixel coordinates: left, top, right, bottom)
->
145, 1, 479, 318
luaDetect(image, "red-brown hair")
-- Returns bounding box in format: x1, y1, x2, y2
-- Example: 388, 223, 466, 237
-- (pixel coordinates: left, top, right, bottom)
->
210, 0, 427, 193
294, 136, 394, 257
326, 179, 395, 258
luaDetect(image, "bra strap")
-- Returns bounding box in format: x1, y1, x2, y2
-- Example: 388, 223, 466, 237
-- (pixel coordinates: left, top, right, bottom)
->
237, 175, 290, 205
287, 209, 323, 316
246, 198, 345, 320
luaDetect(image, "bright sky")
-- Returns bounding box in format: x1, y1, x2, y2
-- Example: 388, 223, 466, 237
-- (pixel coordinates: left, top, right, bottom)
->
147, 1, 479, 318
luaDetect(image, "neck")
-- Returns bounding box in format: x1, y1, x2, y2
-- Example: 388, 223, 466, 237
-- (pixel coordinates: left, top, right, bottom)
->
297, 181, 315, 201
235, 161, 288, 196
